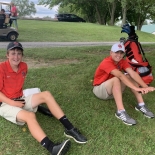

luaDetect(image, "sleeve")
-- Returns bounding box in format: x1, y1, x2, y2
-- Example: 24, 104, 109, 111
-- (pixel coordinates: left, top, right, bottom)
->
122, 59, 131, 70
26, 63, 28, 74
23, 62, 28, 75
0, 66, 4, 91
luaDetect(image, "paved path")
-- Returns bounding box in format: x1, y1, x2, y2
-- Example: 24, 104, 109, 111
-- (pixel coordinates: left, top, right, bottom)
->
0, 42, 155, 49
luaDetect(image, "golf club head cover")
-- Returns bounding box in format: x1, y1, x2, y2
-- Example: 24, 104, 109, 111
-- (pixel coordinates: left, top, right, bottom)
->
121, 24, 138, 40
121, 23, 131, 34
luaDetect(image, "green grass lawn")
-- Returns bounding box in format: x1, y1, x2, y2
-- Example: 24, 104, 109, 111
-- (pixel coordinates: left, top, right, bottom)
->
13, 19, 155, 42
1, 45, 155, 155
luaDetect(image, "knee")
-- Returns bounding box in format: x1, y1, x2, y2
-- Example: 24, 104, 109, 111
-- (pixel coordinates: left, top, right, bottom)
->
26, 112, 36, 121
42, 91, 52, 97
41, 91, 54, 100
113, 77, 121, 83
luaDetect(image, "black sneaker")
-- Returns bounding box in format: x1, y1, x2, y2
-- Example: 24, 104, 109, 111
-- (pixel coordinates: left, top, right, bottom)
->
64, 128, 87, 144
135, 104, 154, 118
51, 139, 71, 155
115, 111, 136, 125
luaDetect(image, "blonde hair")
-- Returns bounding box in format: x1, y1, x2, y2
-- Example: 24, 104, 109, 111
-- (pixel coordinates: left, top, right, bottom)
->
10, 2, 14, 6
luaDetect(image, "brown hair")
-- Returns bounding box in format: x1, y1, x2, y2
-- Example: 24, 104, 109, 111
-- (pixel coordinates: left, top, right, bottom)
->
7, 48, 24, 56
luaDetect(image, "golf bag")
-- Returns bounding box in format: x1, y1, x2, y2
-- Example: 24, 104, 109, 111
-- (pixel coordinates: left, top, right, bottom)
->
121, 24, 153, 85
38, 105, 53, 117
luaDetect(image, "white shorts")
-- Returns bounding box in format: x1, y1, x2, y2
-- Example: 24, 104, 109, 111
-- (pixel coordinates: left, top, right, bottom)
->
0, 95, 38, 125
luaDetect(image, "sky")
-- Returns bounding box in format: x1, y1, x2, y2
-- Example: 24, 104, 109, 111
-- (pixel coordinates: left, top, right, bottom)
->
1, 0, 59, 18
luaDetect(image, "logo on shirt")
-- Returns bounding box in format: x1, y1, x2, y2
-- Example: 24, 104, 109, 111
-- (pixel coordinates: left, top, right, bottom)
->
117, 65, 121, 70
22, 71, 26, 77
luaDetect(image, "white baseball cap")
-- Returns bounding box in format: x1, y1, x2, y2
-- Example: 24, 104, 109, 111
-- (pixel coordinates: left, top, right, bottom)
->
111, 43, 125, 52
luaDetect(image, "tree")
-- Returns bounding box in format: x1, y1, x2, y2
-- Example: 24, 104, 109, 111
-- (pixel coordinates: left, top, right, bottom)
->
126, 0, 155, 30
107, 0, 117, 25
38, 0, 122, 25
58, 4, 72, 14
107, 0, 122, 26
38, 0, 155, 29
118, 0, 134, 26
58, 3, 96, 23
93, 0, 109, 25
135, 0, 155, 30
69, 0, 109, 24
11, 0, 36, 17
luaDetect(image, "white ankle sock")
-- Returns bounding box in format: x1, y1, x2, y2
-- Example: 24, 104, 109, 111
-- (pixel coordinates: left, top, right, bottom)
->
138, 102, 145, 106
117, 109, 125, 113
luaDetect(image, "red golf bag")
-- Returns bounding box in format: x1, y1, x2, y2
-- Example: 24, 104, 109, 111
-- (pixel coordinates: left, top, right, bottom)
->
124, 39, 153, 85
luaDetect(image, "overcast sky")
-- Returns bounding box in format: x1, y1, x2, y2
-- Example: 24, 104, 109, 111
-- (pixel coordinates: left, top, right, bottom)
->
1, 0, 58, 18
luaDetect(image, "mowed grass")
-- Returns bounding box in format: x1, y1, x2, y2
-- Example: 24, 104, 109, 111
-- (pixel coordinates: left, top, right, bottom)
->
10, 19, 155, 42
1, 45, 155, 155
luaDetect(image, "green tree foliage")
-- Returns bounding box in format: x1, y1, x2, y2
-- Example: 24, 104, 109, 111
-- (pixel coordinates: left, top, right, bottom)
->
58, 4, 71, 14
38, 0, 122, 25
11, 0, 36, 17
39, 0, 155, 30
126, 0, 155, 30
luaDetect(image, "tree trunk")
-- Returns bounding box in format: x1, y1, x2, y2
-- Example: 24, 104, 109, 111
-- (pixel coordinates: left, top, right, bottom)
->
109, 1, 116, 26
95, 4, 106, 25
137, 24, 142, 30
121, 5, 127, 26
104, 11, 109, 25
136, 16, 144, 30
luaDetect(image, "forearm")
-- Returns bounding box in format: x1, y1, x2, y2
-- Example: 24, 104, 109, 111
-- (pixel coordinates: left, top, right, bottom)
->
130, 72, 148, 88
111, 69, 153, 93
119, 74, 138, 90
0, 92, 14, 105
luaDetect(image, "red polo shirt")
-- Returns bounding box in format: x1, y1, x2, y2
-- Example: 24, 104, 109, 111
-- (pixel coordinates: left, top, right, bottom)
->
93, 56, 130, 86
11, 6, 18, 17
0, 60, 27, 99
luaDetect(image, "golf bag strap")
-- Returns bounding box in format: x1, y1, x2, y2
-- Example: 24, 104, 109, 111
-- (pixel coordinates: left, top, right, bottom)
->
138, 42, 148, 62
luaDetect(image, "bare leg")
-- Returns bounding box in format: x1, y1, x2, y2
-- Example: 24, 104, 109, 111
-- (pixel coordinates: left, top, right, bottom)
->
29, 91, 87, 144
105, 77, 125, 110
17, 110, 46, 142
126, 75, 144, 103
31, 91, 64, 119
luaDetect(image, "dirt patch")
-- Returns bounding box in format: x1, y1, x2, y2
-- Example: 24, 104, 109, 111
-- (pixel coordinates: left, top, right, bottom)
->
0, 58, 80, 69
